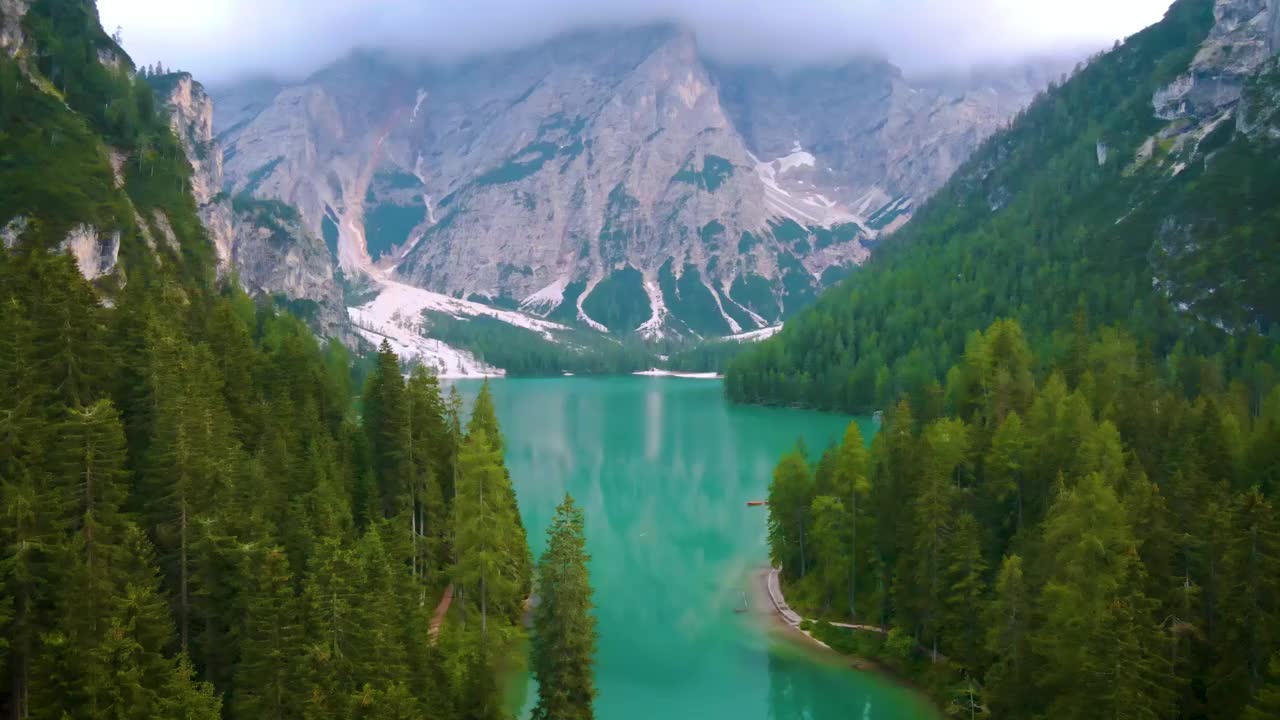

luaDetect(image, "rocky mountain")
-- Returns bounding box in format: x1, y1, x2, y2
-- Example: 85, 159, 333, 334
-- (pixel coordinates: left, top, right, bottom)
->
150, 72, 349, 337
1, 0, 214, 291
212, 26, 1065, 340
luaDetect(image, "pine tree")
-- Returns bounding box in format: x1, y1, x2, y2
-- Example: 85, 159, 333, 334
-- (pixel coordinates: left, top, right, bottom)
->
985, 412, 1031, 541
1210, 489, 1280, 714
767, 446, 813, 580
1034, 472, 1168, 719
941, 512, 986, 670
233, 548, 303, 720
808, 495, 850, 610
299, 538, 364, 719
459, 642, 503, 720
1244, 653, 1280, 720
452, 430, 520, 644
912, 418, 967, 659
156, 653, 223, 720
143, 334, 234, 650
531, 494, 597, 720
983, 555, 1031, 718
406, 367, 451, 583
834, 421, 870, 620
363, 341, 410, 519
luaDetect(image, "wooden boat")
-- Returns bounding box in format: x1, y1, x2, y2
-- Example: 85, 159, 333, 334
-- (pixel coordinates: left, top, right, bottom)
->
746, 500, 767, 507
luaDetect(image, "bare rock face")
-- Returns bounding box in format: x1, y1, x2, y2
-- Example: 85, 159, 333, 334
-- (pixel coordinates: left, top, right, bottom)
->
1155, 0, 1278, 120
216, 26, 1060, 336
156, 74, 239, 263
155, 72, 348, 337
61, 224, 120, 280
0, 0, 28, 56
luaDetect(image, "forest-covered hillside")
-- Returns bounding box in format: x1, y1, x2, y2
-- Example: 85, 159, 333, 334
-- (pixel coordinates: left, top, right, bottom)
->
726, 0, 1280, 414
1, 2, 542, 718
767, 316, 1280, 717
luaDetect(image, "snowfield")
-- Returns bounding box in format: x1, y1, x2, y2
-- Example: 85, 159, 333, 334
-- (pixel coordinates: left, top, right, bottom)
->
725, 324, 783, 342
632, 369, 723, 379
349, 279, 572, 378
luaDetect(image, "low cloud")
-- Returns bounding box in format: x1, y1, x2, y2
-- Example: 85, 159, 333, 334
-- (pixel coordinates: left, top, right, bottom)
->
99, 0, 1175, 83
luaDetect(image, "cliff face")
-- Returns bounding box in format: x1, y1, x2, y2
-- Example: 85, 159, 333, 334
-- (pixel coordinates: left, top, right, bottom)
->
155, 73, 347, 337
214, 26, 1060, 337
0, 0, 27, 56
1155, 0, 1279, 119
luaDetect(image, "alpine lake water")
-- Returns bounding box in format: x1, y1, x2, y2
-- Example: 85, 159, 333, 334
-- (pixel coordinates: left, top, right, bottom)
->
452, 376, 938, 720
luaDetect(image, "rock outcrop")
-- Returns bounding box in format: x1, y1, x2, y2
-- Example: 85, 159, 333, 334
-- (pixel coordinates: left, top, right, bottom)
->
1155, 0, 1278, 120
154, 72, 348, 337
60, 224, 120, 280
0, 0, 27, 56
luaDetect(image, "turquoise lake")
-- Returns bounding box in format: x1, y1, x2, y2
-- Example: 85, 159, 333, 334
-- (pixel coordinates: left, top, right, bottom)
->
453, 376, 937, 720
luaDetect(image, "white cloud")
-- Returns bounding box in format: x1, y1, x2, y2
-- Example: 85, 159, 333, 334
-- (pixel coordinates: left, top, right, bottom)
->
98, 0, 1176, 82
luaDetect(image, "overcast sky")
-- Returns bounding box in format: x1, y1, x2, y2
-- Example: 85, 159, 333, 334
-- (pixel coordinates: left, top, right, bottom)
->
98, 0, 1175, 83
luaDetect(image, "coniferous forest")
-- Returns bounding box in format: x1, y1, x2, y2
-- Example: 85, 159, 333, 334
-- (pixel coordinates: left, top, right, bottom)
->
6, 0, 1280, 718
767, 316, 1280, 718
0, 245, 550, 719
0, 2, 607, 718
747, 0, 1280, 716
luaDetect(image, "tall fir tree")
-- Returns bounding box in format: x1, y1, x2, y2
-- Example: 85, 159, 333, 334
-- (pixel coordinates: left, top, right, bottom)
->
531, 494, 597, 720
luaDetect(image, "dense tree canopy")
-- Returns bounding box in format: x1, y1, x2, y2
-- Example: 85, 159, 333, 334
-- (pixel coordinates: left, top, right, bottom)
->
768, 317, 1280, 717
0, 239, 550, 718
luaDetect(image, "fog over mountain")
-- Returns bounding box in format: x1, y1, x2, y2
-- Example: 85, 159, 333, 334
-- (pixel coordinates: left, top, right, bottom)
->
99, 0, 1174, 82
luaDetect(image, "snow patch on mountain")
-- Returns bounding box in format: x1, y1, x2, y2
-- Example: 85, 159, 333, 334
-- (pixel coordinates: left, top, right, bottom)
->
725, 324, 783, 342
348, 279, 580, 377
636, 274, 669, 339
520, 276, 569, 314
754, 145, 862, 228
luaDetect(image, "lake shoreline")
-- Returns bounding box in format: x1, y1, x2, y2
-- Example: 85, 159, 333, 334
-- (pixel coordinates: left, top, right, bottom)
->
752, 568, 879, 669
753, 568, 942, 713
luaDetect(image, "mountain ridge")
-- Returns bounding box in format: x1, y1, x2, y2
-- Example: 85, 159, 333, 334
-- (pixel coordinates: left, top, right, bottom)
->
212, 24, 1066, 340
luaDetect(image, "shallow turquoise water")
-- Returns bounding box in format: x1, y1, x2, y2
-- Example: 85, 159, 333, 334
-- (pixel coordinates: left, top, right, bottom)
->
453, 376, 937, 720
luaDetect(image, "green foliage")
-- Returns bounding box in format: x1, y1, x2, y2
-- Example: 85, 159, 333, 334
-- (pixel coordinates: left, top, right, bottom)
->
475, 141, 558, 186
671, 154, 734, 192
422, 311, 654, 375
453, 383, 533, 646
729, 273, 780, 324
762, 316, 1280, 716
242, 156, 283, 195
364, 201, 427, 261
0, 7, 548, 718
657, 260, 731, 337
581, 266, 650, 334
530, 494, 597, 720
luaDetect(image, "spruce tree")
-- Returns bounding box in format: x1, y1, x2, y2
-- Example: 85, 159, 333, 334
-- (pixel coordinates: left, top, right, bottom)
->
983, 555, 1031, 718
808, 495, 850, 610
531, 494, 597, 720
835, 421, 869, 620
767, 446, 813, 580
233, 548, 303, 720
452, 430, 520, 643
